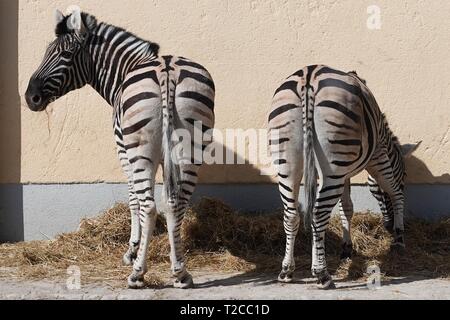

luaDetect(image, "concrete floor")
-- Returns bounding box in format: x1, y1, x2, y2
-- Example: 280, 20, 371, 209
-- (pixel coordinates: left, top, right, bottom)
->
0, 272, 449, 300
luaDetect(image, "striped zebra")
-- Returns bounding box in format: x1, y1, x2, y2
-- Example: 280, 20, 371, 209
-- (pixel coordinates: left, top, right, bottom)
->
25, 7, 215, 289
268, 65, 420, 289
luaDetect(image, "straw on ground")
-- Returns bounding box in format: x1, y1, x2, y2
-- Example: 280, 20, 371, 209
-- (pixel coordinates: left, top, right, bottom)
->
0, 198, 448, 287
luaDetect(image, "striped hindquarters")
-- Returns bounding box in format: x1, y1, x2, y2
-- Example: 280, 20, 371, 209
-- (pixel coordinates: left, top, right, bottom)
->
268, 70, 303, 171
173, 56, 216, 164
116, 55, 215, 199
311, 65, 378, 178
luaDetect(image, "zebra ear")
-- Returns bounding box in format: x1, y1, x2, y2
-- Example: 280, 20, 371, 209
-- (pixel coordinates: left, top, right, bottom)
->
66, 5, 82, 32
66, 5, 90, 41
54, 9, 65, 27
401, 141, 422, 158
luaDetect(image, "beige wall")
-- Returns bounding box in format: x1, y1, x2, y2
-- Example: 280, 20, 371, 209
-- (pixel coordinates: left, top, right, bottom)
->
15, 0, 450, 184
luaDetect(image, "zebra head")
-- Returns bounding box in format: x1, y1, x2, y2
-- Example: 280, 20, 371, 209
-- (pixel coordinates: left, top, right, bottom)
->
25, 6, 96, 112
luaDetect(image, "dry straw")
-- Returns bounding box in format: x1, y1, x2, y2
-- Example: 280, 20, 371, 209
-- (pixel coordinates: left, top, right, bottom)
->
0, 198, 448, 287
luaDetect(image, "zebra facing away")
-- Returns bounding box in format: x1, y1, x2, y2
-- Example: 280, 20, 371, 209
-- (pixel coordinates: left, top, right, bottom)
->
269, 65, 420, 289
25, 7, 215, 289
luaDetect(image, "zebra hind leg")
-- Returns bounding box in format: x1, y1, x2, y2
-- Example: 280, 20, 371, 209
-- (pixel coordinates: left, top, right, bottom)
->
339, 179, 354, 260
166, 198, 193, 289
274, 150, 302, 283
164, 165, 199, 289
277, 176, 301, 283
127, 196, 157, 289
127, 164, 159, 289
311, 179, 345, 289
123, 182, 141, 266
116, 145, 142, 266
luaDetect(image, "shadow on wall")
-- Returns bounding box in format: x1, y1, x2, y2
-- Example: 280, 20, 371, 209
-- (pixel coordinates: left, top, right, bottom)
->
198, 152, 273, 185
405, 155, 450, 220
194, 145, 450, 218
406, 155, 450, 184
194, 142, 279, 212
196, 146, 450, 215
0, 1, 23, 243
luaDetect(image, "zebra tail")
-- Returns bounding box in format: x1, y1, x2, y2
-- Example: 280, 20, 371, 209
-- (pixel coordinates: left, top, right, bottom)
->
162, 74, 181, 204
303, 83, 317, 231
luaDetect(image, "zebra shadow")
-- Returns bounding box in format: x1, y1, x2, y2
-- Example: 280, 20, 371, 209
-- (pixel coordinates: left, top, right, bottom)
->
193, 149, 450, 288
190, 212, 356, 289
403, 155, 450, 220
405, 154, 450, 185
185, 197, 346, 288
191, 150, 449, 289
194, 210, 450, 290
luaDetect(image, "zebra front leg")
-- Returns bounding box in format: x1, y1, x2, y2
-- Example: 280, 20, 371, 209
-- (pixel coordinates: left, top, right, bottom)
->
311, 179, 345, 289
391, 195, 406, 248
339, 179, 354, 260
123, 183, 141, 266
367, 155, 406, 249
368, 175, 394, 233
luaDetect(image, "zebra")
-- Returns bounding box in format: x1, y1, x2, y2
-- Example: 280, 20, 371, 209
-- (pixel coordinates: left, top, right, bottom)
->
268, 65, 420, 289
25, 7, 215, 289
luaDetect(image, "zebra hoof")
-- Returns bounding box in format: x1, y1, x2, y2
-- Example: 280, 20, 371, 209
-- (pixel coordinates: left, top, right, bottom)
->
278, 271, 294, 283
278, 265, 294, 283
383, 221, 394, 233
122, 250, 137, 266
316, 271, 335, 290
390, 241, 406, 254
340, 243, 353, 260
174, 273, 194, 289
391, 233, 406, 253
127, 273, 145, 289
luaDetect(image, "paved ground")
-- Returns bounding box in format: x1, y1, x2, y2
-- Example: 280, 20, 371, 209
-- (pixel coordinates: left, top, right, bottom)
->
0, 272, 449, 300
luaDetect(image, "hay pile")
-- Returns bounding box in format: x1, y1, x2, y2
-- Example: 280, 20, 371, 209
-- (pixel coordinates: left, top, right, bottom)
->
0, 198, 449, 287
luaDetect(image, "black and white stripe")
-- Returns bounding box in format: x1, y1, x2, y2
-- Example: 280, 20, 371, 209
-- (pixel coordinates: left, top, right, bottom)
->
26, 8, 215, 289
268, 65, 419, 288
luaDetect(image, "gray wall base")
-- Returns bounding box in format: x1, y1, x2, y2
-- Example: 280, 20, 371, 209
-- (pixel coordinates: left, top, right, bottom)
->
0, 183, 449, 242
0, 185, 23, 242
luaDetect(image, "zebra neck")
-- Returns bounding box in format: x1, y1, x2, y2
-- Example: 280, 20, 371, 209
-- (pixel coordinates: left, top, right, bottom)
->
87, 22, 159, 107
380, 124, 405, 185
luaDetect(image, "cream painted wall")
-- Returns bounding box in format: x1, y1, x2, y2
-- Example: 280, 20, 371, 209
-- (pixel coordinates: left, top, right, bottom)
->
17, 0, 450, 184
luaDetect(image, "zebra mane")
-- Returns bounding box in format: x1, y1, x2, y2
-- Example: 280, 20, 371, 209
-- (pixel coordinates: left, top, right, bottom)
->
348, 70, 367, 85
55, 12, 160, 57
381, 113, 401, 148
380, 112, 408, 178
